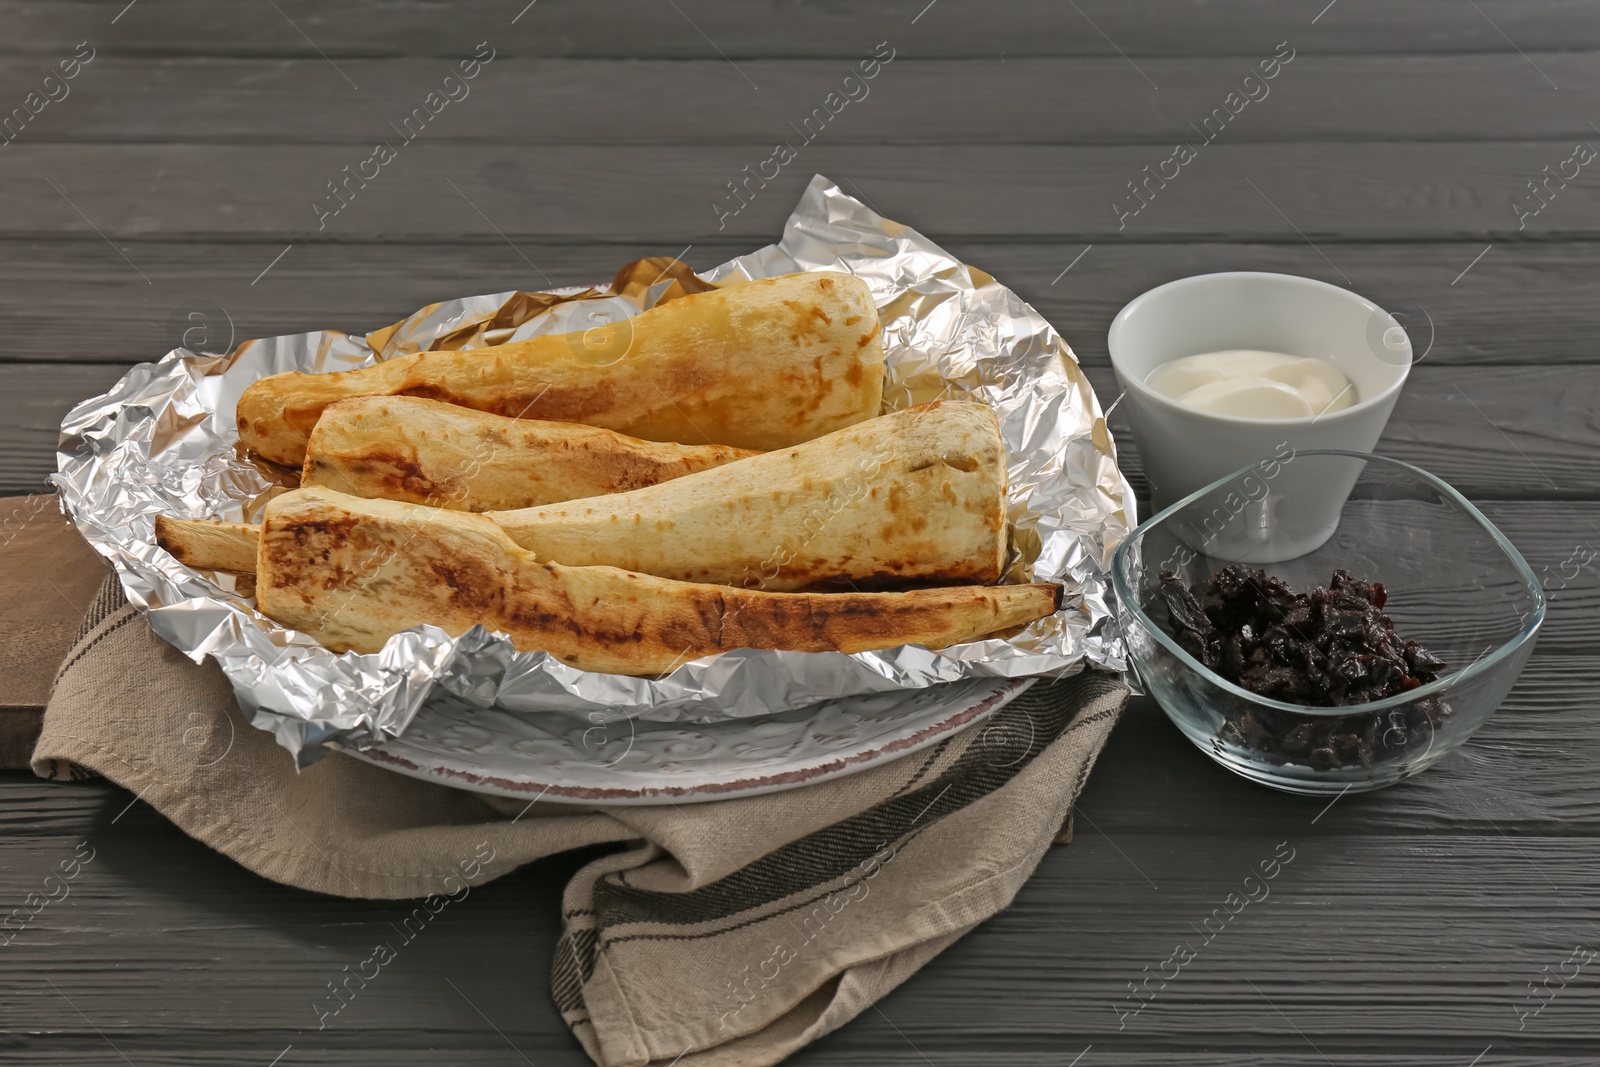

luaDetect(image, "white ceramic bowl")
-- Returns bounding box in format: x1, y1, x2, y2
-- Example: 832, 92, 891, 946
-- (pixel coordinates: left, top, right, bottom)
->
1108, 272, 1411, 562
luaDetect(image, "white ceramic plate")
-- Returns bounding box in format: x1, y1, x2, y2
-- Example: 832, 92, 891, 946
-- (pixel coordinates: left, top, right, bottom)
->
351, 677, 1033, 805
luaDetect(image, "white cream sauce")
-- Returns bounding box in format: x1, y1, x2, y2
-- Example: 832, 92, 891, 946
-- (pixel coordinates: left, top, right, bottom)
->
1145, 349, 1356, 419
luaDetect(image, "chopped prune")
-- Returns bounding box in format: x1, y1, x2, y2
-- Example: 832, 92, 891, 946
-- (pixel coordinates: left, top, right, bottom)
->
1158, 564, 1452, 772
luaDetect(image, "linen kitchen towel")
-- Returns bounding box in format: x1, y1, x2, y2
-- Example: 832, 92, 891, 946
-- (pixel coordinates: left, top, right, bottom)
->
36, 578, 1127, 1067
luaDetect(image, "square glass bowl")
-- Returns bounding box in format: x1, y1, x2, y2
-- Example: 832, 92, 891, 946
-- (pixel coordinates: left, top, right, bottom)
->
1112, 451, 1545, 794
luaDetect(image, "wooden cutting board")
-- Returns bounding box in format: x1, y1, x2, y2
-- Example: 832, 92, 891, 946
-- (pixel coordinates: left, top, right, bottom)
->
0, 494, 110, 768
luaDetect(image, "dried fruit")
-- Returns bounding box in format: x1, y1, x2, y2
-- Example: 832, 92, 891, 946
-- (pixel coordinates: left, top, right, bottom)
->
1159, 565, 1452, 770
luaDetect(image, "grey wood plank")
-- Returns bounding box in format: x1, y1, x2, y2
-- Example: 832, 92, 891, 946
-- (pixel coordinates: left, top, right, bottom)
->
3, 812, 1597, 1057
3, 0, 1597, 59
0, 1055, 583, 1066
6, 361, 1598, 498
0, 776, 118, 836
10, 653, 1590, 846
805, 1057, 1587, 1066
0, 363, 129, 495
10, 477, 1596, 669
3, 239, 1595, 369
967, 239, 1600, 369
6, 362, 1598, 498
4, 3, 1598, 1059
1447, 503, 1600, 652
853, 834, 1600, 1054
11, 1052, 1600, 1067
3, 142, 1598, 242
1086, 656, 1600, 839
0, 825, 593, 1060
1376, 365, 1599, 495
11, 54, 1600, 145
0, 1057, 1594, 1067
1079, 363, 1600, 502
0, 240, 675, 366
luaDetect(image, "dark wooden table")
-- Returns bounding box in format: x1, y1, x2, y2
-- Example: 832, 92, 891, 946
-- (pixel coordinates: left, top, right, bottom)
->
3, 2, 1598, 1062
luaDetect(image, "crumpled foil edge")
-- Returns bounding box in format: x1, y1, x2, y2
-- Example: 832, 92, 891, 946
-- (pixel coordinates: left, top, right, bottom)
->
54, 175, 1136, 764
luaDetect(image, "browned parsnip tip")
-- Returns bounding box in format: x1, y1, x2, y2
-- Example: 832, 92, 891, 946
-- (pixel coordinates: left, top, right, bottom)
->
254, 487, 1059, 674
237, 271, 884, 466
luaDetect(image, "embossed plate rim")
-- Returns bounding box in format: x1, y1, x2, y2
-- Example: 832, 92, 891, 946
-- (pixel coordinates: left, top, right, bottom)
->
348, 677, 1035, 805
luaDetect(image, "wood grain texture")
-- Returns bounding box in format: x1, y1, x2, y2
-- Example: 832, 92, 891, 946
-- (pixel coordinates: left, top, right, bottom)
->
0, 797, 1594, 1061
7, 652, 1593, 842
0, 820, 594, 1061
5, 0, 1600, 1061
2, 142, 1598, 242
1081, 364, 1600, 501
1, 0, 1596, 59
3, 239, 1597, 368
8, 361, 1599, 499
1461, 503, 1600, 651
0, 363, 128, 494
7, 54, 1600, 145
0, 1057, 1595, 1067
1087, 656, 1600, 837
0, 240, 718, 366
875, 834, 1600, 1052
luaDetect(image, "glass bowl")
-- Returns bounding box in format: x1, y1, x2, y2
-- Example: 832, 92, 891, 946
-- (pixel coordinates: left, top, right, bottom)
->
1112, 450, 1545, 794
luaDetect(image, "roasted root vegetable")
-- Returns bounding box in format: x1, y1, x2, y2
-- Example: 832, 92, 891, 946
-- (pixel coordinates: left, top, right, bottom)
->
236, 271, 885, 466
154, 516, 258, 574
164, 402, 1009, 592
302, 396, 757, 511
253, 487, 1060, 673
489, 400, 1008, 591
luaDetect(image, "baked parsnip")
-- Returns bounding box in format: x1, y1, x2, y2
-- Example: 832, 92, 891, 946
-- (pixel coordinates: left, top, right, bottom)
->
159, 402, 1007, 590
302, 396, 757, 511
154, 516, 258, 573
237, 271, 884, 466
489, 401, 1007, 591
255, 487, 1060, 673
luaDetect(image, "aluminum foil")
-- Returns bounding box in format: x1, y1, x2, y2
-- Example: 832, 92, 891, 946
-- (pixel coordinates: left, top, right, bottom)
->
54, 176, 1136, 763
